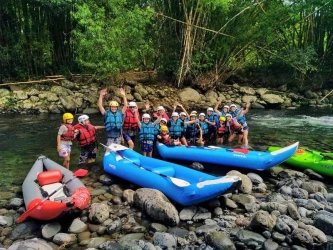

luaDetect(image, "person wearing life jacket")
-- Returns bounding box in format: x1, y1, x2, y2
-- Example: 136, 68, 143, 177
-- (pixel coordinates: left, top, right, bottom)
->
57, 113, 76, 169
205, 107, 217, 144
123, 101, 141, 149
167, 112, 188, 146
214, 100, 229, 117
225, 113, 244, 145
216, 116, 228, 145
185, 113, 204, 146
157, 125, 182, 146
229, 102, 251, 148
136, 113, 160, 157
155, 106, 170, 121
198, 113, 209, 144
98, 88, 127, 146
74, 115, 105, 164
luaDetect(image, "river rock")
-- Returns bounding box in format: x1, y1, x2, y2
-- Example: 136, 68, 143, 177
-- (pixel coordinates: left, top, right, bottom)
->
10, 221, 41, 240
68, 218, 88, 233
288, 203, 301, 220
206, 231, 236, 250
303, 169, 324, 180
240, 87, 256, 95
227, 170, 252, 194
301, 181, 327, 197
89, 203, 110, 224
13, 90, 28, 100
190, 162, 204, 170
53, 233, 77, 245
99, 174, 115, 185
123, 189, 135, 204
263, 239, 279, 250
7, 238, 53, 250
0, 215, 13, 227
0, 89, 10, 98
242, 95, 257, 103
153, 232, 177, 249
313, 210, 333, 236
134, 84, 149, 97
275, 215, 298, 234
260, 202, 288, 214
151, 223, 168, 232
267, 193, 286, 203
291, 228, 313, 246
0, 192, 15, 200
292, 188, 309, 199
193, 211, 211, 221
247, 173, 263, 184
134, 188, 179, 225
298, 222, 327, 245
9, 198, 23, 208
42, 222, 61, 240
250, 210, 277, 232
261, 94, 284, 104
106, 219, 122, 234
86, 237, 107, 248
59, 95, 76, 111
178, 88, 201, 103
235, 229, 266, 245
179, 206, 197, 221
110, 184, 124, 196
231, 194, 256, 207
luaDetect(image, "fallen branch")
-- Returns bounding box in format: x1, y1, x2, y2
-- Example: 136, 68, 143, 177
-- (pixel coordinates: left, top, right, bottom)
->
320, 89, 333, 102
0, 78, 65, 86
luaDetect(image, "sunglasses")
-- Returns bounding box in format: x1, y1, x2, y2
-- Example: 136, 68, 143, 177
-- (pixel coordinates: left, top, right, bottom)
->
160, 121, 166, 123
129, 106, 136, 108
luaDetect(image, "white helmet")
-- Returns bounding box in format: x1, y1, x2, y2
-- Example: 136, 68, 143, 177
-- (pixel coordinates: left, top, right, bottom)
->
78, 115, 89, 125
226, 114, 232, 118
199, 113, 205, 117
180, 112, 186, 116
142, 113, 151, 120
160, 118, 167, 123
190, 111, 197, 115
230, 104, 237, 108
207, 107, 214, 112
128, 102, 137, 107
223, 105, 230, 110
157, 106, 164, 111
171, 112, 179, 117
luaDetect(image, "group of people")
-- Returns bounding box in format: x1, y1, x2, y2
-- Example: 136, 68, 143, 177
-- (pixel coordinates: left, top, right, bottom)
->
57, 88, 251, 168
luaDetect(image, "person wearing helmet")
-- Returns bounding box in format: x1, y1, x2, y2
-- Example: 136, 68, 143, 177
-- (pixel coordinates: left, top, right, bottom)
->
135, 113, 161, 157
154, 106, 169, 121
198, 113, 209, 144
57, 113, 76, 169
185, 113, 204, 146
205, 107, 217, 144
98, 88, 127, 146
225, 112, 245, 145
122, 100, 141, 149
229, 102, 251, 148
214, 100, 229, 117
216, 116, 228, 145
157, 125, 182, 146
73, 115, 105, 164
166, 112, 188, 146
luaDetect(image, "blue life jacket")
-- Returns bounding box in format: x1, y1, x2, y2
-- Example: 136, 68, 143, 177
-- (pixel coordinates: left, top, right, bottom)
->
232, 108, 247, 125
186, 122, 198, 137
153, 123, 160, 137
139, 122, 155, 141
199, 120, 209, 135
168, 119, 183, 137
104, 110, 123, 131
206, 112, 217, 128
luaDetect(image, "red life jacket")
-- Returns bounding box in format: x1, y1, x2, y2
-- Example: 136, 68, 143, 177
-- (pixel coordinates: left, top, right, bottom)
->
60, 124, 75, 141
217, 125, 226, 135
123, 109, 140, 130
229, 119, 242, 131
75, 124, 97, 147
159, 134, 170, 145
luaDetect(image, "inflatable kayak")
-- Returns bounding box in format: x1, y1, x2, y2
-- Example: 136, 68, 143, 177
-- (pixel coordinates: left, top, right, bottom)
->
156, 142, 299, 170
21, 156, 90, 221
268, 146, 333, 176
103, 144, 242, 206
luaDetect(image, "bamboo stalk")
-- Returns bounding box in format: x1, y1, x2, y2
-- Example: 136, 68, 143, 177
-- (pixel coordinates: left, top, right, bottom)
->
0, 78, 65, 86
320, 89, 333, 102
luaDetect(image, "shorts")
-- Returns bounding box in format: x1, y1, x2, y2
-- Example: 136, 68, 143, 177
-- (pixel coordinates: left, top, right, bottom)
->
106, 137, 122, 146
187, 137, 200, 146
234, 130, 244, 135
79, 143, 97, 164
59, 144, 71, 157
123, 133, 136, 143
217, 133, 227, 139
242, 126, 249, 131
141, 140, 154, 152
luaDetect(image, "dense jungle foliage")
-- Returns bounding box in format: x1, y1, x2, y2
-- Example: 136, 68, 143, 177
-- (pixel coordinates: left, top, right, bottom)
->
1, 0, 333, 89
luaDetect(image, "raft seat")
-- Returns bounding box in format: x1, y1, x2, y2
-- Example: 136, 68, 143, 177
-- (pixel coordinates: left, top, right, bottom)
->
42, 182, 67, 202
153, 166, 175, 176
122, 157, 141, 166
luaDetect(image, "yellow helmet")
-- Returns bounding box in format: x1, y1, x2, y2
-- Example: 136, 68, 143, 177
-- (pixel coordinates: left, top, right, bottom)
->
160, 125, 169, 132
219, 116, 226, 122
63, 113, 74, 122
109, 101, 119, 107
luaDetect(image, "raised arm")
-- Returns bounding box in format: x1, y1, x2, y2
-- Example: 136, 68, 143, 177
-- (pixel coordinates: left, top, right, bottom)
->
214, 100, 222, 116
135, 111, 141, 129
120, 88, 128, 114
178, 103, 189, 117
98, 89, 107, 115
242, 102, 251, 115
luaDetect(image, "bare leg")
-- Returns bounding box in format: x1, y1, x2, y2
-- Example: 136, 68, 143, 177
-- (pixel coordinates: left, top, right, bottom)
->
147, 151, 153, 157
181, 137, 188, 146
63, 155, 70, 169
127, 139, 134, 149
242, 130, 249, 147
228, 133, 236, 143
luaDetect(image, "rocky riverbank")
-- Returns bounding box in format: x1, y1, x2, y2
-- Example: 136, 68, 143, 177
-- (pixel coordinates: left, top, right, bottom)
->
0, 78, 332, 114
1, 164, 333, 249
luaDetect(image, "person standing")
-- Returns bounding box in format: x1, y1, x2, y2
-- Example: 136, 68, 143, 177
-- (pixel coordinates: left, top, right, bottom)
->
74, 115, 104, 164
123, 101, 141, 149
98, 88, 127, 146
57, 113, 76, 169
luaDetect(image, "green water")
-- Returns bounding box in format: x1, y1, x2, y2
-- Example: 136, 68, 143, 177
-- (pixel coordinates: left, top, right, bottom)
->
0, 107, 332, 191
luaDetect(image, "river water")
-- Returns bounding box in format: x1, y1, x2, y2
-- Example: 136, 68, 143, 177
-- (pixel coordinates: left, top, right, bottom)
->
0, 107, 332, 192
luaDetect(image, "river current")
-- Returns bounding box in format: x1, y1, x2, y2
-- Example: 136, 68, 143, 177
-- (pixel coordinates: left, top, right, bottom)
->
0, 107, 332, 191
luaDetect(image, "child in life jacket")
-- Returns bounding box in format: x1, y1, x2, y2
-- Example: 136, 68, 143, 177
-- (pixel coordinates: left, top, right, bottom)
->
198, 113, 209, 144
157, 125, 182, 146
74, 115, 104, 164
167, 112, 188, 146
185, 113, 204, 146
225, 113, 244, 145
57, 113, 76, 169
136, 113, 161, 157
216, 116, 228, 145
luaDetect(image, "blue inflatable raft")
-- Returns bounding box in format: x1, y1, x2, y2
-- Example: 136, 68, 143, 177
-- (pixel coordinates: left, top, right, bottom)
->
156, 142, 299, 170
102, 143, 242, 206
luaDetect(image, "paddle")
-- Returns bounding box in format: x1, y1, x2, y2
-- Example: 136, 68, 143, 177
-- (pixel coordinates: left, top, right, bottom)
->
17, 168, 88, 223
100, 143, 191, 187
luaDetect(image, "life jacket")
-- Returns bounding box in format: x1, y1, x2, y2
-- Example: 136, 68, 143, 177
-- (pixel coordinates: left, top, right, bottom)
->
199, 120, 209, 135
186, 123, 198, 137
139, 122, 155, 141
206, 112, 217, 128
229, 118, 242, 132
159, 134, 170, 145
104, 110, 123, 131
75, 124, 97, 147
60, 124, 75, 141
216, 123, 226, 135
153, 123, 161, 137
168, 119, 183, 138
123, 109, 140, 130
180, 118, 188, 133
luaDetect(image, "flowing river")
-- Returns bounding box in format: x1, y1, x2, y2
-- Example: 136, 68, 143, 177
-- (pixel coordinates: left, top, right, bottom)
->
0, 107, 332, 192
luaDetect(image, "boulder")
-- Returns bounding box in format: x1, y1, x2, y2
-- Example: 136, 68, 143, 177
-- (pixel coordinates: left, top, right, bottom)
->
153, 232, 177, 249
239, 87, 256, 95
133, 188, 179, 226
261, 94, 284, 104
178, 88, 201, 103
42, 222, 61, 240
250, 210, 277, 232
7, 238, 53, 250
89, 203, 110, 224
206, 231, 236, 250
227, 170, 252, 194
